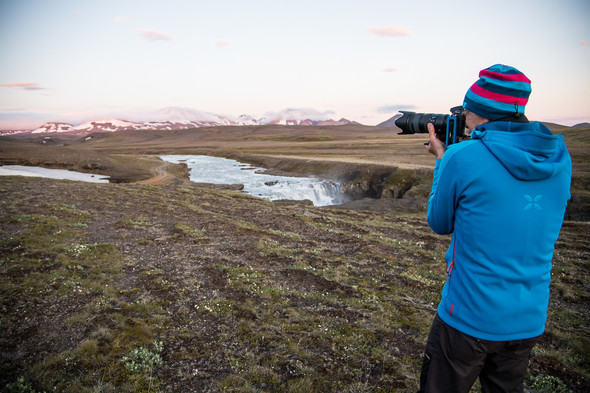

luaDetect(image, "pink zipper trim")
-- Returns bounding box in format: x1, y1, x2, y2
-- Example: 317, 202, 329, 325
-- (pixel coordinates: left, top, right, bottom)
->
447, 237, 456, 278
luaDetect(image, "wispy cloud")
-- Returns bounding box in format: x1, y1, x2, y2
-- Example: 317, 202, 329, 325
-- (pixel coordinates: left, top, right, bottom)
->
0, 81, 47, 91
214, 39, 231, 47
377, 105, 416, 113
368, 26, 413, 37
140, 28, 172, 42
581, 41, 589, 46
113, 16, 129, 23
383, 67, 400, 72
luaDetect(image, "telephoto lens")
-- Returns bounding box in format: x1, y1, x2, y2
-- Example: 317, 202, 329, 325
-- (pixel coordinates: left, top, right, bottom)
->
395, 106, 466, 146
395, 112, 448, 135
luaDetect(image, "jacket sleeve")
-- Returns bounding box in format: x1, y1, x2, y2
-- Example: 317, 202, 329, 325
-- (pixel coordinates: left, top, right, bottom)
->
427, 155, 458, 235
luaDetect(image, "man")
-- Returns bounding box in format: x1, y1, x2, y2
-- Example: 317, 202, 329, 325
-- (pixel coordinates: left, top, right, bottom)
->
419, 64, 572, 393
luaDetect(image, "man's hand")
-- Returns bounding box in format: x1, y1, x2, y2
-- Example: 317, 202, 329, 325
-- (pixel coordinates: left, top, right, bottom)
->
426, 123, 446, 159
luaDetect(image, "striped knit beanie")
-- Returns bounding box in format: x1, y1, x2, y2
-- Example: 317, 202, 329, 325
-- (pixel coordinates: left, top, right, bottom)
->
463, 64, 532, 121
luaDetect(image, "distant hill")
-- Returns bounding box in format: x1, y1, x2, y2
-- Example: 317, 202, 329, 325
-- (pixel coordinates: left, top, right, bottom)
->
377, 114, 402, 128
540, 122, 569, 131
573, 122, 590, 128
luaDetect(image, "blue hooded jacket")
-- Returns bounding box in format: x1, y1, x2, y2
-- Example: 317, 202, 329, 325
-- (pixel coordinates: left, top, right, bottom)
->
427, 121, 571, 341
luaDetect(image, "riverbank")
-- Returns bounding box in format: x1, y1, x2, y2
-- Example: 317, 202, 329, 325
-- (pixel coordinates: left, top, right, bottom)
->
1, 124, 587, 219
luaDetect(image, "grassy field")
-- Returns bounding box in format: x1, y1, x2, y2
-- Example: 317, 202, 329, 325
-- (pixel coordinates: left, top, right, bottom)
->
0, 124, 588, 392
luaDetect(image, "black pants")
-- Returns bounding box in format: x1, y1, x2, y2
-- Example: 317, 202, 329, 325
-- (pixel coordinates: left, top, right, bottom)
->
418, 314, 540, 393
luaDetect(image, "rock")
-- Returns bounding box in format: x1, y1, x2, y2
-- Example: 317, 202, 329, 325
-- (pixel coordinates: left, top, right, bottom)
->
155, 236, 176, 243
297, 209, 320, 218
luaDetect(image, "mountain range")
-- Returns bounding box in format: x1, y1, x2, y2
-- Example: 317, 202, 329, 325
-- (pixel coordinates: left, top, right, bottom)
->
0, 107, 360, 136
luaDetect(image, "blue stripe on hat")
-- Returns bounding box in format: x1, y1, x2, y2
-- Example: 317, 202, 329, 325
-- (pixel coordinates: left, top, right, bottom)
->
477, 78, 532, 98
464, 89, 526, 120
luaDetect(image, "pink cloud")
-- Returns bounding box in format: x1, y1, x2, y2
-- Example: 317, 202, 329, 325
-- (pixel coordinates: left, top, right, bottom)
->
581, 41, 589, 46
384, 67, 400, 72
113, 16, 129, 23
0, 81, 46, 91
368, 26, 413, 37
214, 39, 231, 47
140, 28, 172, 42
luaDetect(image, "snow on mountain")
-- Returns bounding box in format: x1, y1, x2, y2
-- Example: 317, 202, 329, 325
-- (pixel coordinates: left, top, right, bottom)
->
154, 107, 235, 125
267, 118, 359, 126
237, 114, 259, 125
72, 119, 143, 132
0, 107, 359, 136
264, 108, 334, 124
318, 118, 359, 126
32, 122, 74, 134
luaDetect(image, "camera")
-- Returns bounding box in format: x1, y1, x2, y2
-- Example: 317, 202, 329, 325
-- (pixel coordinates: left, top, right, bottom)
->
395, 106, 467, 146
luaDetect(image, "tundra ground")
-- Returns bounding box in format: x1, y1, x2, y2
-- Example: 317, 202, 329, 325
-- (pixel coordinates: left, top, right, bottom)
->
1, 124, 588, 392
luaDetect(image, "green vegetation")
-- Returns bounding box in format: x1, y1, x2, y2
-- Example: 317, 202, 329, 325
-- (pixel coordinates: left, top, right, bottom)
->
122, 341, 164, 374
527, 375, 573, 393
0, 132, 588, 392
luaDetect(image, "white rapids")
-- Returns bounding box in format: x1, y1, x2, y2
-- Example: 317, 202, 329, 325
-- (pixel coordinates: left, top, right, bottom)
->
160, 155, 347, 206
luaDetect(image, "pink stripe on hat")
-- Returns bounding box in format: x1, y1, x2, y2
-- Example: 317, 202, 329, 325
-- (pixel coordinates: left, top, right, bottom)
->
470, 83, 530, 106
479, 69, 531, 83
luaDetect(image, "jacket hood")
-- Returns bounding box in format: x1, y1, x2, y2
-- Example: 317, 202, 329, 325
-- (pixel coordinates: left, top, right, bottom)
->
471, 121, 571, 181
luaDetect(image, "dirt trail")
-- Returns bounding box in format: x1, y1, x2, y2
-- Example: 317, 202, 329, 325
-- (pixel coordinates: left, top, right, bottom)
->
132, 160, 177, 185
262, 154, 434, 170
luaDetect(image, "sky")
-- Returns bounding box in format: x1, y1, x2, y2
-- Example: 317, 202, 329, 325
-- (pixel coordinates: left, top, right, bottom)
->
0, 0, 589, 130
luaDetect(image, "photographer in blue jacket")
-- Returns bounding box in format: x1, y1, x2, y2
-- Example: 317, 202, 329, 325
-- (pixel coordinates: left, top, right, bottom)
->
418, 64, 572, 393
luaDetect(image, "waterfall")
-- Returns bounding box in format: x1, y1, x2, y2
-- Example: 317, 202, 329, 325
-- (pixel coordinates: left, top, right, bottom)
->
307, 181, 348, 207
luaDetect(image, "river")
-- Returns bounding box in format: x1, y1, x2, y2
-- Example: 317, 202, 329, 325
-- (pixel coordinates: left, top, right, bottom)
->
160, 155, 347, 206
0, 165, 110, 183
0, 157, 347, 206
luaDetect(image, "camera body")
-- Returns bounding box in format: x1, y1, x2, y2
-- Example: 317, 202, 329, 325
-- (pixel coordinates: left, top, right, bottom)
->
395, 106, 467, 146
